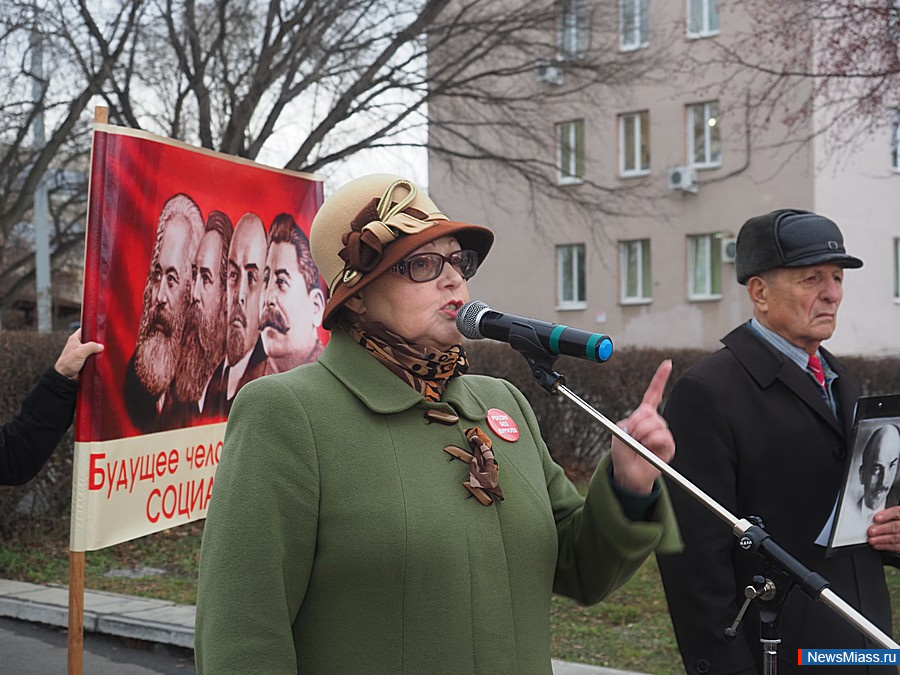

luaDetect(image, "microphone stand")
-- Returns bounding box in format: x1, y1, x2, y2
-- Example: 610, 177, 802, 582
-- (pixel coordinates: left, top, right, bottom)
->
506, 328, 898, 673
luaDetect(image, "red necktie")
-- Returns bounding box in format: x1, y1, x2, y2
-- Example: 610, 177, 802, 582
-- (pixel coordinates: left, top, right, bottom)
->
808, 354, 825, 388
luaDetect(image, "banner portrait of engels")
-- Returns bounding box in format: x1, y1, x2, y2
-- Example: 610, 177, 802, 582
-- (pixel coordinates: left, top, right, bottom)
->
71, 122, 325, 551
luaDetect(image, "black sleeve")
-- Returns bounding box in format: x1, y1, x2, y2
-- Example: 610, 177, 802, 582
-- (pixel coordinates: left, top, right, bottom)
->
0, 367, 77, 486
655, 373, 758, 675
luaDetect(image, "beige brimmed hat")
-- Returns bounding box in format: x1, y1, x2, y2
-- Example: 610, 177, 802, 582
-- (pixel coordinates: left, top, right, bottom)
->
310, 173, 494, 329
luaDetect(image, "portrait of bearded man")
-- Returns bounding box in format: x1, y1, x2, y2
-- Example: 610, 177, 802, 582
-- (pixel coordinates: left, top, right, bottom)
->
204, 212, 267, 415
831, 422, 900, 547
167, 210, 233, 424
124, 193, 203, 433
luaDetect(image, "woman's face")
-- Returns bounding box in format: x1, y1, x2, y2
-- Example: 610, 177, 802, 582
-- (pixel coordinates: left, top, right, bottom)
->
352, 236, 469, 351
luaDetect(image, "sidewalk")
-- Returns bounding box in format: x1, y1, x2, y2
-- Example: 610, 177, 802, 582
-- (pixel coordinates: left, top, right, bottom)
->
0, 579, 649, 674
0, 579, 194, 649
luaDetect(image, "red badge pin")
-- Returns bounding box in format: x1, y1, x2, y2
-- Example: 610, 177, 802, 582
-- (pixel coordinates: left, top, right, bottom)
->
486, 408, 519, 442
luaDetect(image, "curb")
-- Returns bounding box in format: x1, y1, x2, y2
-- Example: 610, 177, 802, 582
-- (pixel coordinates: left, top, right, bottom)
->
0, 579, 649, 674
0, 579, 194, 649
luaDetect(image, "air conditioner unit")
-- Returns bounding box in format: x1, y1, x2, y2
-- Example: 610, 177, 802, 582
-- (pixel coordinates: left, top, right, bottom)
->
721, 237, 737, 264
667, 166, 699, 193
535, 60, 563, 85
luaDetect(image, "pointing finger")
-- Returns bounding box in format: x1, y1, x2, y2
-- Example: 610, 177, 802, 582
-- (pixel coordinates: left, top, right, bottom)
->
641, 359, 673, 410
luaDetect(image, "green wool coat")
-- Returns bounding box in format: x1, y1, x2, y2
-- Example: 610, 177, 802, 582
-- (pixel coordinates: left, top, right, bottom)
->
195, 330, 681, 674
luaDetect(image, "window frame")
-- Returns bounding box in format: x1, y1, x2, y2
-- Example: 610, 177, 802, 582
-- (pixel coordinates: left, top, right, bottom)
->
687, 0, 720, 38
556, 119, 585, 185
687, 233, 723, 301
557, 0, 588, 60
620, 0, 649, 51
892, 109, 899, 173
557, 243, 587, 309
894, 238, 900, 301
619, 110, 651, 176
688, 100, 722, 168
889, 0, 900, 44
619, 238, 652, 304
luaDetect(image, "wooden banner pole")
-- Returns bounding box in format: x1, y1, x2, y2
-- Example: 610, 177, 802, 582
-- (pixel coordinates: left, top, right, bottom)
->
67, 551, 85, 675
67, 104, 108, 675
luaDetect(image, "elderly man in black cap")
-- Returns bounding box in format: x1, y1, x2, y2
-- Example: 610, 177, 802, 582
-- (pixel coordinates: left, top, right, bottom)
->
657, 210, 897, 674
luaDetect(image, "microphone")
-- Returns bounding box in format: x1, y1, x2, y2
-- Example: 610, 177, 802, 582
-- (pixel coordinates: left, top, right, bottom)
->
456, 300, 613, 363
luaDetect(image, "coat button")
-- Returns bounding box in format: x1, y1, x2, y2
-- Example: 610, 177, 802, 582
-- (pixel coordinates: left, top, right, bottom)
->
695, 659, 710, 674
425, 409, 459, 425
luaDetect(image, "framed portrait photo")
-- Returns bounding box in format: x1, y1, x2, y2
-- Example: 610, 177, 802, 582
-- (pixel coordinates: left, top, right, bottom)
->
827, 395, 900, 553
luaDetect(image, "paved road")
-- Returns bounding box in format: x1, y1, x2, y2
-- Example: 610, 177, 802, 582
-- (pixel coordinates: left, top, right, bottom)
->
0, 617, 195, 674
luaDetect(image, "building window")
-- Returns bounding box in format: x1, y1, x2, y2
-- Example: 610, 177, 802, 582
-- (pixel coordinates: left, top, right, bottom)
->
620, 239, 651, 303
557, 0, 587, 59
557, 119, 585, 184
620, 0, 649, 50
619, 111, 650, 176
688, 0, 719, 37
890, 0, 900, 43
892, 109, 899, 172
689, 101, 721, 167
894, 238, 900, 300
557, 243, 586, 308
688, 234, 722, 300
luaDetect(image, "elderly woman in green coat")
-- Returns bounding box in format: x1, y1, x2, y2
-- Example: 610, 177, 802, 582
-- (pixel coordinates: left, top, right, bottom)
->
195, 174, 681, 674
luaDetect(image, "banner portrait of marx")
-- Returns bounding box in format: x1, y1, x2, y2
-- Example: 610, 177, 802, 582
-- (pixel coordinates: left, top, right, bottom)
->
72, 122, 325, 551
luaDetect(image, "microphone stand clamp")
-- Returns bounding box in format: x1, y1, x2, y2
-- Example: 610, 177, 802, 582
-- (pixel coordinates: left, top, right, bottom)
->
506, 322, 566, 394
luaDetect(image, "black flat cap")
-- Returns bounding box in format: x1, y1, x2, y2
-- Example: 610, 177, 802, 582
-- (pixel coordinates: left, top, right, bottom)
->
735, 209, 863, 285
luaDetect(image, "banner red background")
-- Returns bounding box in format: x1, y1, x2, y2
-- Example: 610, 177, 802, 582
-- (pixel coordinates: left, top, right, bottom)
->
77, 128, 325, 442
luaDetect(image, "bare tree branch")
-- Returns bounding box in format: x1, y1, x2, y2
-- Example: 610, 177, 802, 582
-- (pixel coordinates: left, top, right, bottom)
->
698, 0, 900, 153
0, 0, 680, 314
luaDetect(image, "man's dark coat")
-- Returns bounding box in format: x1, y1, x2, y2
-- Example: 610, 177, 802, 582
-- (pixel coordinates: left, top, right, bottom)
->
657, 323, 894, 674
204, 336, 267, 418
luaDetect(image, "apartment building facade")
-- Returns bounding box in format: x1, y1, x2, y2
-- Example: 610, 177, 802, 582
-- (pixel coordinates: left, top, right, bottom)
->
428, 0, 900, 356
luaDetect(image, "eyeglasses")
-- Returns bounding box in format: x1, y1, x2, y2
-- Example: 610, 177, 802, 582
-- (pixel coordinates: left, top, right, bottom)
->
391, 250, 479, 283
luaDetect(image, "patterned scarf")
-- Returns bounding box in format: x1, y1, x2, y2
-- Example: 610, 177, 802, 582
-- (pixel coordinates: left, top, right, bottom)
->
348, 322, 468, 401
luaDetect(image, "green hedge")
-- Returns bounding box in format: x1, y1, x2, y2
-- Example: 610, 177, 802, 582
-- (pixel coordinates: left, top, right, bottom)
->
2, 330, 900, 537
469, 343, 900, 474
466, 342, 710, 478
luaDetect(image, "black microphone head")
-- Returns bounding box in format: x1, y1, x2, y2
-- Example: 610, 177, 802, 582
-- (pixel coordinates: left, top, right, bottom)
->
456, 300, 489, 339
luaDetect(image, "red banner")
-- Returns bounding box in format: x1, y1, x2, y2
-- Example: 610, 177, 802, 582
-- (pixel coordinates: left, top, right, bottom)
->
72, 123, 325, 550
